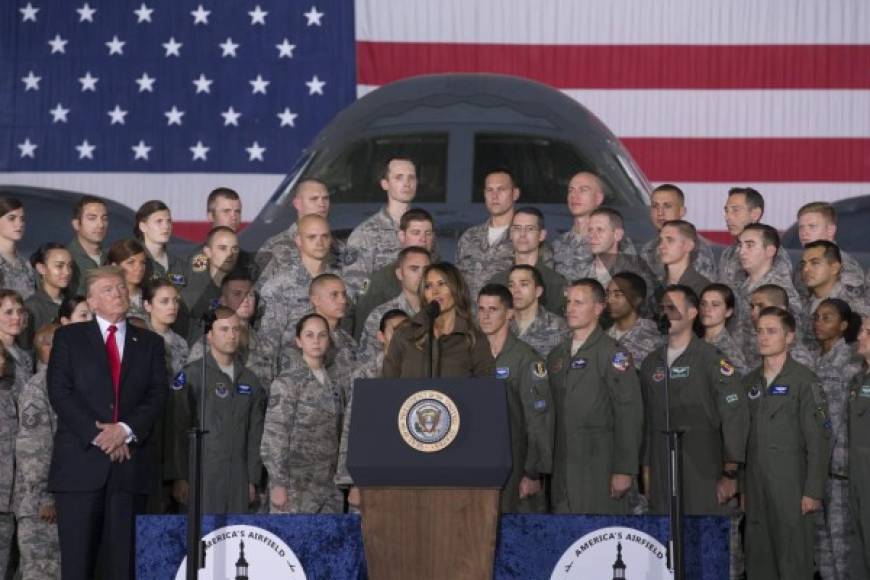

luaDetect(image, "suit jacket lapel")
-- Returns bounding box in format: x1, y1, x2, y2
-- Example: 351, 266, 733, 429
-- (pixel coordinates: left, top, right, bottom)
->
86, 319, 110, 371
119, 322, 138, 387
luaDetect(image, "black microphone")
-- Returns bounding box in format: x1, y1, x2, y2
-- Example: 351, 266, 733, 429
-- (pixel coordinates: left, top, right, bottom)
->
425, 300, 441, 319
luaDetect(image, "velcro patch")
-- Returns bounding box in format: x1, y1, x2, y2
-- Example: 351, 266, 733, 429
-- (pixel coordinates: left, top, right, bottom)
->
769, 385, 790, 396
861, 385, 870, 398
532, 361, 547, 379
171, 371, 186, 391
720, 359, 735, 377
726, 393, 739, 405
237, 384, 252, 395
169, 273, 187, 286
571, 358, 588, 370
652, 367, 666, 383
670, 366, 690, 379
496, 367, 510, 380
611, 351, 631, 372
534, 399, 548, 411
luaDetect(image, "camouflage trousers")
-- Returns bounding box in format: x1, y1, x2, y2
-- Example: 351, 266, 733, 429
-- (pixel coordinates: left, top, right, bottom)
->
0, 513, 12, 578
816, 477, 852, 580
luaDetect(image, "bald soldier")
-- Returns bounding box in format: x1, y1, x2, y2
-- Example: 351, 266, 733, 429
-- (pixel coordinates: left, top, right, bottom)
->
547, 279, 643, 514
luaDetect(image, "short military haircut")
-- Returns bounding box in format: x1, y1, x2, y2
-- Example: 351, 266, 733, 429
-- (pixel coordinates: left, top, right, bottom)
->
589, 207, 624, 230
308, 272, 343, 297
513, 206, 545, 229
296, 213, 329, 231
399, 208, 434, 231
221, 269, 254, 289
741, 223, 780, 250
728, 187, 765, 214
804, 239, 842, 264
663, 284, 699, 311
797, 201, 837, 225
660, 219, 697, 242
651, 183, 685, 204
292, 178, 328, 197
84, 266, 125, 297
379, 308, 409, 333
509, 264, 544, 288
380, 157, 416, 181
484, 167, 517, 188
569, 278, 606, 304
212, 305, 238, 321
753, 284, 789, 309
205, 225, 237, 247
73, 195, 107, 220
478, 283, 514, 309
397, 246, 431, 265
611, 271, 647, 307
206, 187, 240, 212
757, 305, 796, 334
700, 283, 736, 311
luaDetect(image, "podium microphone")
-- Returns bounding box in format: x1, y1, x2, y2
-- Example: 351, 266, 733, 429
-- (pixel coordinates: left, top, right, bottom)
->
425, 300, 441, 320
425, 300, 440, 378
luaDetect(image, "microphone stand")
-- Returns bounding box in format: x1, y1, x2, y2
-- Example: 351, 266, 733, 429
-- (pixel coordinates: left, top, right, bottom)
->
187, 311, 215, 579
425, 301, 440, 379
657, 314, 685, 580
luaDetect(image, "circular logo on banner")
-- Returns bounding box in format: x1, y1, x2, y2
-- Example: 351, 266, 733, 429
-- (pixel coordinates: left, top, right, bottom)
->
174, 525, 306, 580
398, 390, 460, 452
550, 526, 672, 580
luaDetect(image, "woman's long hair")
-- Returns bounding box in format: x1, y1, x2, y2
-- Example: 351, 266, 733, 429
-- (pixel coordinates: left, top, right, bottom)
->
413, 262, 477, 349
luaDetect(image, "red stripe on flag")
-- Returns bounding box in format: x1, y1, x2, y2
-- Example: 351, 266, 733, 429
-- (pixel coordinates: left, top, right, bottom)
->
357, 42, 870, 89
623, 138, 870, 182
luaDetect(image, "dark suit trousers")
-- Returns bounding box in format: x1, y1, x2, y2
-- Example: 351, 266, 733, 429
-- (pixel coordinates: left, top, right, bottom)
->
55, 486, 146, 580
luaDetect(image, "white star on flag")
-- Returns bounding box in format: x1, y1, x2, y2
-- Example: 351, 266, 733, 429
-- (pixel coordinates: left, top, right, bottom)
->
163, 37, 182, 57
219, 38, 239, 58
246, 142, 266, 161
106, 35, 126, 56
132, 140, 152, 160
134, 3, 153, 23
49, 103, 70, 123
17, 139, 37, 158
21, 70, 41, 91
164, 106, 185, 126
306, 75, 325, 95
48, 34, 68, 54
192, 74, 213, 94
76, 139, 96, 160
135, 73, 155, 92
20, 3, 39, 22
190, 141, 209, 161
107, 105, 128, 125
276, 39, 296, 58
191, 5, 210, 25
79, 71, 99, 91
304, 6, 324, 26
277, 108, 297, 127
77, 3, 96, 22
221, 107, 241, 126
249, 75, 270, 94
248, 5, 267, 25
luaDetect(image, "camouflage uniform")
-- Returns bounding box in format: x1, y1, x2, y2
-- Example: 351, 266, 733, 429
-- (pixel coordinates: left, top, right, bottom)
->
795, 248, 864, 302
165, 354, 266, 514
345, 207, 403, 280
489, 257, 567, 315
814, 339, 861, 580
734, 269, 804, 367
551, 229, 636, 282
743, 357, 831, 580
706, 328, 750, 376
575, 252, 657, 308
14, 368, 60, 579
261, 359, 345, 513
0, 370, 16, 578
547, 327, 643, 514
495, 333, 553, 513
606, 317, 664, 370
67, 236, 102, 296
256, 224, 358, 290
509, 305, 569, 359
7, 344, 34, 397
357, 293, 418, 364
799, 281, 852, 352
718, 243, 793, 290
640, 235, 719, 282
126, 290, 149, 322
848, 366, 870, 579
0, 252, 36, 300
456, 221, 515, 303
334, 351, 384, 489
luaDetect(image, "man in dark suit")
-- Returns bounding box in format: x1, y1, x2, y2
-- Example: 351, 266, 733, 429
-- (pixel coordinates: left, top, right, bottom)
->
48, 266, 168, 580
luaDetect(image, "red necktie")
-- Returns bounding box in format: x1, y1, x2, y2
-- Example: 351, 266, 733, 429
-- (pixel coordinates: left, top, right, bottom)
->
106, 325, 121, 422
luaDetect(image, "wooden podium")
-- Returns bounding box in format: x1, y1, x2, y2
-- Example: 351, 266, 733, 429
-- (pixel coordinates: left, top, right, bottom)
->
347, 378, 511, 580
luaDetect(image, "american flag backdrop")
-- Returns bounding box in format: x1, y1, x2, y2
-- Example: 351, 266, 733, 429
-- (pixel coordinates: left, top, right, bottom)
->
2, 0, 870, 237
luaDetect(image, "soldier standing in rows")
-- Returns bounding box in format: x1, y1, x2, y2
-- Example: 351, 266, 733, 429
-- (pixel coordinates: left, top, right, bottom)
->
67, 196, 108, 295
699, 284, 749, 376
24, 243, 73, 347
0, 197, 36, 300
656, 220, 712, 299
605, 272, 663, 369
182, 226, 240, 344
477, 284, 553, 512
743, 307, 830, 580
506, 265, 569, 358
848, 313, 870, 579
793, 202, 864, 300
547, 279, 643, 514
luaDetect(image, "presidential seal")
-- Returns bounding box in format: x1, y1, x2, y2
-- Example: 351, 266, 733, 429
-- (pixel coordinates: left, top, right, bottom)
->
398, 390, 460, 453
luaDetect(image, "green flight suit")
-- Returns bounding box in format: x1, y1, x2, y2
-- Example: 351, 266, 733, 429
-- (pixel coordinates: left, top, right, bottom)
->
848, 367, 870, 579
640, 336, 749, 515
165, 353, 267, 514
352, 260, 401, 340
67, 236, 101, 296
546, 327, 643, 514
495, 333, 553, 513
488, 257, 567, 316
743, 356, 831, 580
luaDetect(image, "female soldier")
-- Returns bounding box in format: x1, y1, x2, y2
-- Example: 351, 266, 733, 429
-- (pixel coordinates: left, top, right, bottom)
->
0, 290, 33, 391
134, 201, 186, 287
812, 298, 862, 580
700, 283, 749, 375
383, 262, 494, 378
25, 243, 73, 345
262, 314, 345, 514
0, 197, 36, 300
848, 313, 870, 579
54, 295, 91, 325
107, 238, 149, 320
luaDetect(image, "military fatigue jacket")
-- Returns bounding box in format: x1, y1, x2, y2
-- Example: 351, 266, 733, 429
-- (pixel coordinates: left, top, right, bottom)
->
357, 292, 417, 363
456, 220, 515, 302
352, 260, 402, 339
489, 257, 567, 315
719, 243, 793, 290
744, 356, 831, 501
641, 235, 718, 282
496, 333, 553, 513
346, 206, 402, 278
847, 366, 870, 575
607, 317, 664, 370
735, 266, 804, 357
551, 229, 637, 282
0, 252, 35, 300
546, 327, 643, 514
510, 306, 569, 358
814, 338, 861, 477
795, 247, 864, 301
67, 236, 102, 295
166, 354, 266, 514
13, 369, 54, 517
641, 336, 749, 515
798, 281, 852, 351
0, 374, 15, 513
706, 328, 749, 376
261, 360, 345, 513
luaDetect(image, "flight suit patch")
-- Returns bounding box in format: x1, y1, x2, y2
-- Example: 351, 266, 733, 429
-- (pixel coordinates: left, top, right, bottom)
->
533, 399, 548, 411
171, 371, 186, 391
748, 385, 762, 399
237, 384, 252, 395
268, 394, 280, 408
550, 359, 564, 373
670, 366, 690, 379
719, 359, 735, 377
215, 383, 230, 398
496, 367, 510, 379
532, 361, 547, 379
726, 393, 739, 405
571, 358, 588, 370
611, 351, 631, 372
191, 253, 209, 272
860, 385, 870, 398
769, 384, 789, 396
169, 273, 187, 286
652, 367, 666, 383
